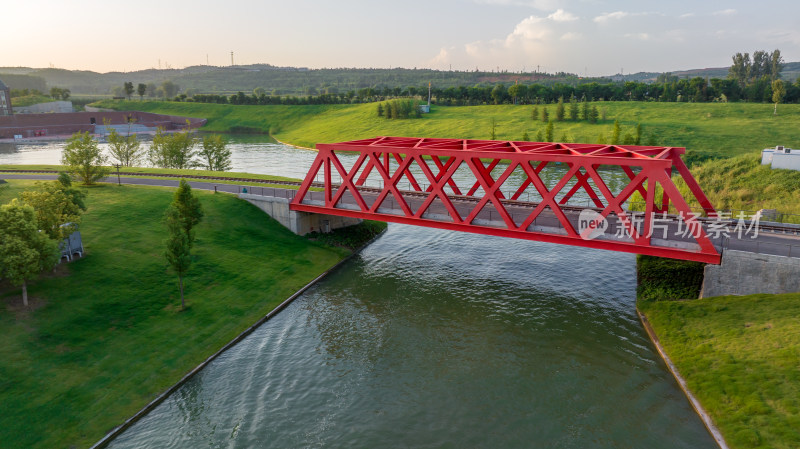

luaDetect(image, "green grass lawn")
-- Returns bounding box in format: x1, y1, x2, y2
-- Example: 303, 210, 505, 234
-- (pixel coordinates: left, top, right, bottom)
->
639, 294, 800, 449
10, 94, 56, 108
92, 100, 800, 157
0, 179, 356, 448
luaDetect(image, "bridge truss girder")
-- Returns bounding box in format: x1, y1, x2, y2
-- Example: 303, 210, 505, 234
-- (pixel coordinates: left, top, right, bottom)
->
290, 136, 721, 264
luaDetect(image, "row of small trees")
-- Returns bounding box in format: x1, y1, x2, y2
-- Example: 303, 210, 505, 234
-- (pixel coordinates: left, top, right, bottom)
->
532, 98, 604, 124
376, 100, 422, 119
511, 120, 652, 146
61, 126, 232, 181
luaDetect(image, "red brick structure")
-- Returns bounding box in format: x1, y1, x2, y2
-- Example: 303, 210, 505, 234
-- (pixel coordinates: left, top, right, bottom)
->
0, 111, 206, 139
0, 79, 12, 116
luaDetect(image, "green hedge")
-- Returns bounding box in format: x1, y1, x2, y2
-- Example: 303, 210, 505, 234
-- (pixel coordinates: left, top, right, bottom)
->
636, 254, 705, 301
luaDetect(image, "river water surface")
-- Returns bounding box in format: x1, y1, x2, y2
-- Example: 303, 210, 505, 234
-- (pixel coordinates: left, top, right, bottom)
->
0, 137, 716, 448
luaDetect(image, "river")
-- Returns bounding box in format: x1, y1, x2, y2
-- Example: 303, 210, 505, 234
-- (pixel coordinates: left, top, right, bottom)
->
0, 136, 716, 448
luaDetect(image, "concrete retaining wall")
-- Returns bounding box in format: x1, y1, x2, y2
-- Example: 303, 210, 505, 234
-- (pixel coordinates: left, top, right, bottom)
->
701, 250, 800, 298
239, 193, 361, 235
14, 101, 73, 114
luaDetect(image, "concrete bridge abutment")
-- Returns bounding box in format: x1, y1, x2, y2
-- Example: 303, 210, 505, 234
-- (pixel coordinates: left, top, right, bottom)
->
700, 250, 800, 298
239, 193, 362, 235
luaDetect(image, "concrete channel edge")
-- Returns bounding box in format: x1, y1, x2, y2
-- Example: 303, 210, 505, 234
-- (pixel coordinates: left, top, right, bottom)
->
637, 309, 729, 449
89, 228, 386, 449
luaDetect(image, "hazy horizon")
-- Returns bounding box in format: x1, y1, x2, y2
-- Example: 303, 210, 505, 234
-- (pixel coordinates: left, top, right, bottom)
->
5, 0, 799, 77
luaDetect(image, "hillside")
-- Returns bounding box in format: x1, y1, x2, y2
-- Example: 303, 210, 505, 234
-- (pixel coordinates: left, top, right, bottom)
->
93, 100, 800, 158
4, 62, 798, 97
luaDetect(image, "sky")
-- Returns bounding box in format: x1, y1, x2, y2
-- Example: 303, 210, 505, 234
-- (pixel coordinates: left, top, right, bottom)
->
4, 0, 799, 76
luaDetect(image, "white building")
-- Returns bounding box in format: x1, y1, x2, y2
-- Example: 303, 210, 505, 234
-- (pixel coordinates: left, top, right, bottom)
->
761, 145, 800, 171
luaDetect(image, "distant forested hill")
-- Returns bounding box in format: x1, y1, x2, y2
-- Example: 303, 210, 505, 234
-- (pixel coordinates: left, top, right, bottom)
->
1, 62, 798, 96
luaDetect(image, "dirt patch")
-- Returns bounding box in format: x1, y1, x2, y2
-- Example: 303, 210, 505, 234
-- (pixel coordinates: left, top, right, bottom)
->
3, 293, 47, 319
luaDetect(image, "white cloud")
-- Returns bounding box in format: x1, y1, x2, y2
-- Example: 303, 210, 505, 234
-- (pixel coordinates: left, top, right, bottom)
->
679, 12, 694, 19
505, 15, 550, 44
560, 32, 582, 41
624, 33, 651, 41
431, 48, 450, 64
473, 0, 565, 10
593, 11, 659, 24
547, 9, 578, 22
593, 11, 629, 23
713, 9, 737, 16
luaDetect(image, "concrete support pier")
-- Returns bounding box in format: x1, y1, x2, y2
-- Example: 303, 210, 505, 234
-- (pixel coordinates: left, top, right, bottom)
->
701, 250, 800, 298
239, 193, 362, 235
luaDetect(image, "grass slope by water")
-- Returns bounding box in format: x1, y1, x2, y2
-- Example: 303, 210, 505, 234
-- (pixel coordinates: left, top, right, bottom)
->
0, 180, 358, 449
639, 294, 800, 449
678, 154, 800, 215
93, 100, 800, 157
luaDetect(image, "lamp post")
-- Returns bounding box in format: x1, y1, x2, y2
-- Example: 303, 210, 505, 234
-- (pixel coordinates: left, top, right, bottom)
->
114, 164, 121, 186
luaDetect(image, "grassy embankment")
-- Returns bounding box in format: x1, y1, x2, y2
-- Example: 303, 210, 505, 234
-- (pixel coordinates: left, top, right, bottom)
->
92, 99, 800, 157
0, 165, 306, 190
9, 94, 55, 108
0, 179, 384, 448
635, 147, 800, 448
638, 293, 800, 449
635, 153, 800, 449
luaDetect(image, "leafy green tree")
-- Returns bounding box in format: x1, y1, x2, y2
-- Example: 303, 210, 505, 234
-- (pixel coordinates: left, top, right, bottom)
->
490, 118, 497, 140
622, 132, 635, 145
555, 97, 565, 121
531, 106, 538, 121
107, 121, 143, 167
62, 132, 110, 185
535, 129, 544, 141
376, 102, 384, 117
164, 205, 192, 310
149, 126, 197, 169
588, 105, 599, 124
611, 120, 621, 144
123, 82, 134, 100
508, 84, 523, 104
729, 52, 751, 88
198, 134, 232, 171
581, 101, 590, 121
137, 83, 147, 100
0, 200, 59, 306
161, 81, 179, 98
146, 82, 158, 98
20, 180, 84, 241
170, 179, 204, 246
769, 49, 784, 82
541, 107, 549, 123
522, 131, 530, 141
545, 120, 554, 142
491, 83, 507, 104
60, 88, 70, 100
772, 80, 786, 115
49, 87, 62, 99
569, 97, 579, 121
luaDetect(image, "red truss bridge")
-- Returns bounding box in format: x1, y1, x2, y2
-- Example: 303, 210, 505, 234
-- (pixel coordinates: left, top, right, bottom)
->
290, 136, 722, 264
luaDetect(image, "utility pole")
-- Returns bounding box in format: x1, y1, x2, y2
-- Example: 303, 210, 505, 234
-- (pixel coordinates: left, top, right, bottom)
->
206, 54, 209, 65
231, 51, 234, 67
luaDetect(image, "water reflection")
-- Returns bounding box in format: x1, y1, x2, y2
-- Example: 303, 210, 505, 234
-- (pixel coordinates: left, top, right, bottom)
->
107, 225, 715, 449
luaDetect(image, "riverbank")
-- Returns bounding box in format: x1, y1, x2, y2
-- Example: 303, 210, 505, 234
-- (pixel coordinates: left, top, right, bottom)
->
638, 293, 800, 449
0, 179, 384, 449
90, 100, 800, 157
